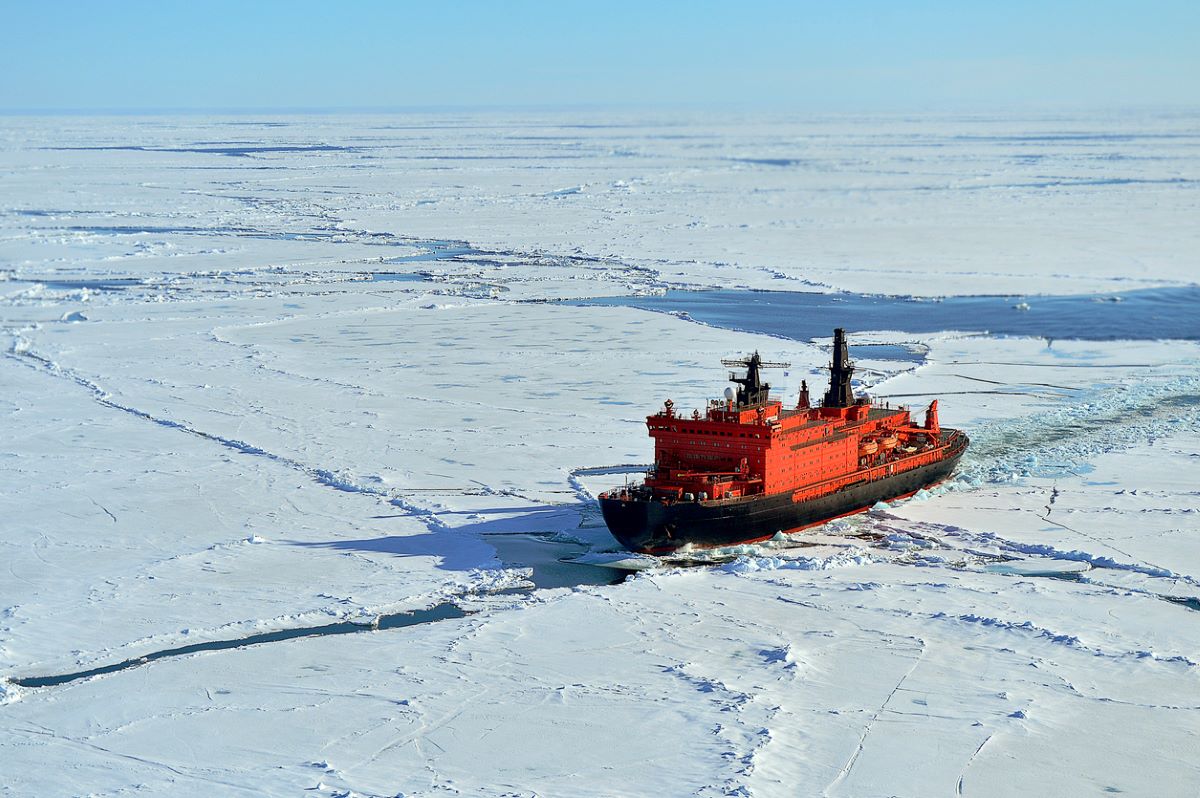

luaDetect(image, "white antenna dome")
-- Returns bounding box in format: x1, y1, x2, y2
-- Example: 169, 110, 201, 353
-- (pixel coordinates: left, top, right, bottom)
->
724, 386, 736, 401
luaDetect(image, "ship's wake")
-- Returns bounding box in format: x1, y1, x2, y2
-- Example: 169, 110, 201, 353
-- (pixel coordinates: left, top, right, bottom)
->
600, 374, 1200, 595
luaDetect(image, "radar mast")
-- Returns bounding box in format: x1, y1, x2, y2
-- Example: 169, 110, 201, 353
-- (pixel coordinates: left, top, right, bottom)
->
721, 351, 790, 407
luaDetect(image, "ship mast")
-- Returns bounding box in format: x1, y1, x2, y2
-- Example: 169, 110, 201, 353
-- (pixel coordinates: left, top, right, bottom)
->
721, 351, 789, 408
822, 328, 855, 408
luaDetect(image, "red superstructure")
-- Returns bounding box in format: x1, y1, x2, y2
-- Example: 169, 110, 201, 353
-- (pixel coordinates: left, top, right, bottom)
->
600, 328, 968, 553
645, 374, 946, 505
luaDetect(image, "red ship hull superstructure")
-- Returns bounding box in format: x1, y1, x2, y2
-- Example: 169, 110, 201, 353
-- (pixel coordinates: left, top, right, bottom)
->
599, 328, 968, 554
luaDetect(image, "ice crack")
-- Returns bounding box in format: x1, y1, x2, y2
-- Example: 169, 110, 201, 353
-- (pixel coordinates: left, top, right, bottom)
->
8, 602, 469, 690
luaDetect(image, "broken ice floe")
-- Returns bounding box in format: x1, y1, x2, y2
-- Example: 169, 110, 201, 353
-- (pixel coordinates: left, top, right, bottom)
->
0, 679, 23, 705
722, 547, 877, 574
982, 559, 1091, 577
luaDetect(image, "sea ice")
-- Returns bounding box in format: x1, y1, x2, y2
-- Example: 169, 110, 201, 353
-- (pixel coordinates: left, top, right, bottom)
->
2, 110, 1199, 796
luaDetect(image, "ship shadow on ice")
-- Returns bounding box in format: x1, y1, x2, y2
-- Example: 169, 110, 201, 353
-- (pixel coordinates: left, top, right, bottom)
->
290, 530, 499, 573
291, 504, 624, 587
369, 502, 586, 538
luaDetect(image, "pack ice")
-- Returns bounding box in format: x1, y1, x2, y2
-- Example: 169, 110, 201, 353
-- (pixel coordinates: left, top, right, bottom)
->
2, 111, 1199, 796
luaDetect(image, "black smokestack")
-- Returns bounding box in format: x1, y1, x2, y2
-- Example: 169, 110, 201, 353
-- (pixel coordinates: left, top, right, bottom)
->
822, 328, 855, 408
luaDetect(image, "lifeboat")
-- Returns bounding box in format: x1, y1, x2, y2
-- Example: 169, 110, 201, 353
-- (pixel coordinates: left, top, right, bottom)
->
860, 439, 879, 456
880, 434, 899, 451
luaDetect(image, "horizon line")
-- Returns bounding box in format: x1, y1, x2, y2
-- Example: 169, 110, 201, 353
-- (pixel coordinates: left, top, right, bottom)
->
4, 102, 1200, 118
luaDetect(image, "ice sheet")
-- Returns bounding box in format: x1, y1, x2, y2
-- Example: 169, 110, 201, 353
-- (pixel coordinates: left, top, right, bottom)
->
4, 111, 1198, 297
3, 111, 1199, 796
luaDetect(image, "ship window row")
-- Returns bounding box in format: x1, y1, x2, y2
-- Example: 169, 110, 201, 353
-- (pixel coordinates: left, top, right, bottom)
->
654, 426, 758, 438
682, 441, 760, 450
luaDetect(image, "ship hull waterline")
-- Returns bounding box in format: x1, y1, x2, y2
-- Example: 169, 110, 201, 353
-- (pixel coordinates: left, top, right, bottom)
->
600, 444, 966, 555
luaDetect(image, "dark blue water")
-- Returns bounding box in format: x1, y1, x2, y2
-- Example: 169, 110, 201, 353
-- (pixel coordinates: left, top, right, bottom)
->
15, 278, 144, 291
384, 242, 477, 264
370, 272, 428, 283
49, 144, 358, 158
572, 286, 1200, 342
12, 603, 467, 688
847, 343, 925, 363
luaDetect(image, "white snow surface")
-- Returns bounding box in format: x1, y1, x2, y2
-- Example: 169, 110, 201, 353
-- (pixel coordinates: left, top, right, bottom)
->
2, 111, 1199, 796
3, 110, 1198, 298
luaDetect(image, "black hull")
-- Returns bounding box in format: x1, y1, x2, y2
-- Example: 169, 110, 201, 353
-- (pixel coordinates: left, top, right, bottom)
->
600, 445, 966, 554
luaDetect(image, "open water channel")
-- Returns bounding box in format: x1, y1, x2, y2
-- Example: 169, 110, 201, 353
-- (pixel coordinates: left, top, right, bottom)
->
570, 284, 1200, 343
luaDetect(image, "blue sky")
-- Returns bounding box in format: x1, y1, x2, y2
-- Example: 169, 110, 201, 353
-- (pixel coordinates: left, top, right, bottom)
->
2, 0, 1197, 111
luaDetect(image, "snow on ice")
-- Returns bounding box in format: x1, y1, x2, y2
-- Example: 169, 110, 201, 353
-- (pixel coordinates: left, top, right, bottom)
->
2, 111, 1199, 796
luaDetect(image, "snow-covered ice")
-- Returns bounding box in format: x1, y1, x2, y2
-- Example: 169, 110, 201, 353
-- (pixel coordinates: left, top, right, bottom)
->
2, 111, 1199, 796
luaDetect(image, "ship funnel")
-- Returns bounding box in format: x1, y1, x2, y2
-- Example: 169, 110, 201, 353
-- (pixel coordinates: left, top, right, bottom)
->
822, 328, 855, 408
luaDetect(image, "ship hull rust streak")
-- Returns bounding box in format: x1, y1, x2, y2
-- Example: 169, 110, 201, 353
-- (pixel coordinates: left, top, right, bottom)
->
599, 328, 969, 554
